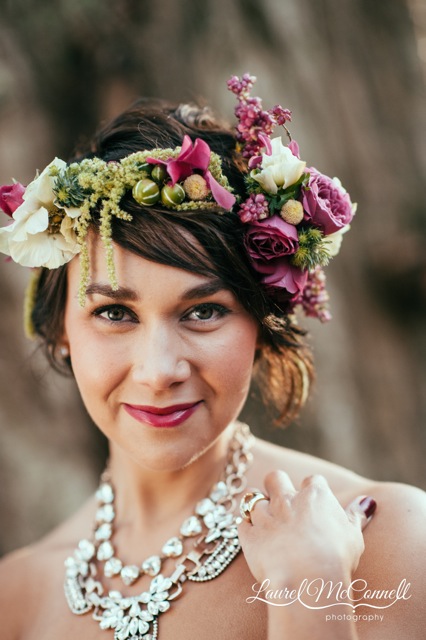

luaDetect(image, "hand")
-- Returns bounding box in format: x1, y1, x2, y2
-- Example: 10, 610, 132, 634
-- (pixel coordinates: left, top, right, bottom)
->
238, 470, 376, 587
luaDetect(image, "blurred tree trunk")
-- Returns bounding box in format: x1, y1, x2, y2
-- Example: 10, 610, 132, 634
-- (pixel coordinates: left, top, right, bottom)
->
0, 0, 425, 554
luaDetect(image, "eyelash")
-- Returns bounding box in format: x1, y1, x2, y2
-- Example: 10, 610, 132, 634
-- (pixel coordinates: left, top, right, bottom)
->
182, 303, 230, 324
92, 303, 230, 326
92, 305, 137, 325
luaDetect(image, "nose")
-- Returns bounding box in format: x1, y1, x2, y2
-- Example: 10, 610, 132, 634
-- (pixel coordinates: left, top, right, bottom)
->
131, 322, 191, 391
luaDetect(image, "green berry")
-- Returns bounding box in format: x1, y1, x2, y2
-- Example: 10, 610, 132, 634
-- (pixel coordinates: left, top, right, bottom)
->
136, 162, 151, 173
132, 179, 160, 206
151, 164, 168, 183
161, 183, 185, 207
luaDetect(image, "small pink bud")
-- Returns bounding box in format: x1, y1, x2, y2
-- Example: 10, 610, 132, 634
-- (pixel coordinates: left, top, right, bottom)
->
0, 183, 25, 217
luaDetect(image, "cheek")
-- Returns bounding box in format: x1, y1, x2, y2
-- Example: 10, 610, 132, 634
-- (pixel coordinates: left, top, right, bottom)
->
67, 327, 126, 411
200, 322, 257, 393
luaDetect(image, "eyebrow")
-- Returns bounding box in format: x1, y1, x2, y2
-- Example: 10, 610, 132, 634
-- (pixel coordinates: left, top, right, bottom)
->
181, 278, 226, 300
85, 278, 226, 302
85, 283, 139, 301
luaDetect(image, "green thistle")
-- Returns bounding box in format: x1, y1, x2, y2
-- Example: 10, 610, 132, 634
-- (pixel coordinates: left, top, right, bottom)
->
54, 167, 90, 207
292, 227, 331, 270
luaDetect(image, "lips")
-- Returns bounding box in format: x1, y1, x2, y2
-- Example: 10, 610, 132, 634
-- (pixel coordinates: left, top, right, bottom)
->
123, 401, 202, 428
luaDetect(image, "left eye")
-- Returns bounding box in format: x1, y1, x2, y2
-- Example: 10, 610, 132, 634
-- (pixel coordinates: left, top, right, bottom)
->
185, 303, 229, 322
104, 308, 126, 321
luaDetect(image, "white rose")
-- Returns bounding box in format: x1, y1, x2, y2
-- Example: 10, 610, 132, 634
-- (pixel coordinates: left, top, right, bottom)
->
0, 158, 80, 268
325, 224, 351, 258
251, 137, 306, 194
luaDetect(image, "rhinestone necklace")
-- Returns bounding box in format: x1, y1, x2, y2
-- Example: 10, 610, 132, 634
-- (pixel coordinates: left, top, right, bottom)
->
64, 422, 254, 640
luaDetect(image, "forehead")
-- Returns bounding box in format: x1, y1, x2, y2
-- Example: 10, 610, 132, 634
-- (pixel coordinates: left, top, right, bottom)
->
66, 235, 226, 300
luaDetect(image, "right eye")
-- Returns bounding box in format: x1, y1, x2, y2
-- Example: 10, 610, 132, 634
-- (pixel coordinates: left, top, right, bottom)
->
92, 304, 136, 324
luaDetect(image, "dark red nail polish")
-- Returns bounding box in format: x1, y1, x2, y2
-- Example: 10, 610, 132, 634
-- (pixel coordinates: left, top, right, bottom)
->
359, 497, 377, 519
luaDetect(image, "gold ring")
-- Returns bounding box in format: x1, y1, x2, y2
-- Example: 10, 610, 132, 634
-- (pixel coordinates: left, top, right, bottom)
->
239, 491, 269, 524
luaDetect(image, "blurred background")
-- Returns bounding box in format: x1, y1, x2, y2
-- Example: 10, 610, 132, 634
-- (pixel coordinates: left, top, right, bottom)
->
0, 0, 425, 555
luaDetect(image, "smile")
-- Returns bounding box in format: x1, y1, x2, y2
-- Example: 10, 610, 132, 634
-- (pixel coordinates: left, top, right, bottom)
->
123, 401, 203, 428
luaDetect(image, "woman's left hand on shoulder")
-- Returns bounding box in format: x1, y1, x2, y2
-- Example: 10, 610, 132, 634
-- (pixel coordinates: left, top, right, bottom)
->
239, 470, 373, 588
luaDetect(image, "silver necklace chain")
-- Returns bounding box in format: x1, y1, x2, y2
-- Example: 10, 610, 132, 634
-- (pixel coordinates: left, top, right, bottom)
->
64, 422, 254, 640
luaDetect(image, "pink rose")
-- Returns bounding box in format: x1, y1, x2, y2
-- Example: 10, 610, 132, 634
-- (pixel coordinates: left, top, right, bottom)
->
0, 183, 25, 217
302, 169, 354, 235
252, 257, 308, 296
244, 215, 299, 262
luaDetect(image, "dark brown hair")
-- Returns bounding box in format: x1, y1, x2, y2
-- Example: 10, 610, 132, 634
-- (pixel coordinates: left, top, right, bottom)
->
31, 98, 314, 426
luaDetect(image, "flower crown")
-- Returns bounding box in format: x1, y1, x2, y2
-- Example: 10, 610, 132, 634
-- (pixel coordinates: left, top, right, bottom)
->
0, 73, 355, 329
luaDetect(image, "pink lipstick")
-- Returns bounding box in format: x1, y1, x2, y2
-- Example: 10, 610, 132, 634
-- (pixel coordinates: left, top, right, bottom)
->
123, 401, 202, 428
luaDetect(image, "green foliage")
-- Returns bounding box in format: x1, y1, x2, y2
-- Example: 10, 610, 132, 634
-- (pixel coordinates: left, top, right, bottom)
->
246, 171, 310, 213
244, 174, 263, 193
268, 172, 310, 212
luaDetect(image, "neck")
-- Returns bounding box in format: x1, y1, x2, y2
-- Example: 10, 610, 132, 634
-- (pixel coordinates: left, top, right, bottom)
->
107, 423, 236, 533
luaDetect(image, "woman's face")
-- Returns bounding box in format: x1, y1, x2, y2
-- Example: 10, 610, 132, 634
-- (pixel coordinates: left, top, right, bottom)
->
62, 236, 259, 471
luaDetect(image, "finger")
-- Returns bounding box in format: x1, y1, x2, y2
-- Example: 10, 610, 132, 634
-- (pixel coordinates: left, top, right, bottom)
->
247, 495, 270, 524
264, 469, 296, 495
345, 495, 377, 531
264, 470, 296, 513
237, 512, 258, 545
300, 473, 330, 492
239, 488, 270, 526
293, 475, 337, 516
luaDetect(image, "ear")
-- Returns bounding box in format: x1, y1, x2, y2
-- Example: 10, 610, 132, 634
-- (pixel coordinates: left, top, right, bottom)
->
57, 318, 70, 360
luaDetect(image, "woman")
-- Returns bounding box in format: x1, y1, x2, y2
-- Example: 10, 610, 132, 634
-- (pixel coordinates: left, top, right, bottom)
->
0, 74, 424, 640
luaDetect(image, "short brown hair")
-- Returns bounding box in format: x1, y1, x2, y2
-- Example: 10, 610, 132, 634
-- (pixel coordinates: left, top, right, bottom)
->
31, 99, 314, 426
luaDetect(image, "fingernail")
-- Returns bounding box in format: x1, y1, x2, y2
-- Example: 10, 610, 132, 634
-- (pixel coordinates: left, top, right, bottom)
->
359, 496, 377, 519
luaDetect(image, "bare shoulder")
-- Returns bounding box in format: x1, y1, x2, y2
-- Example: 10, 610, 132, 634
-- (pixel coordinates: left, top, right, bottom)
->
357, 479, 426, 575
351, 481, 426, 639
0, 495, 95, 640
250, 436, 369, 493
0, 543, 46, 639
